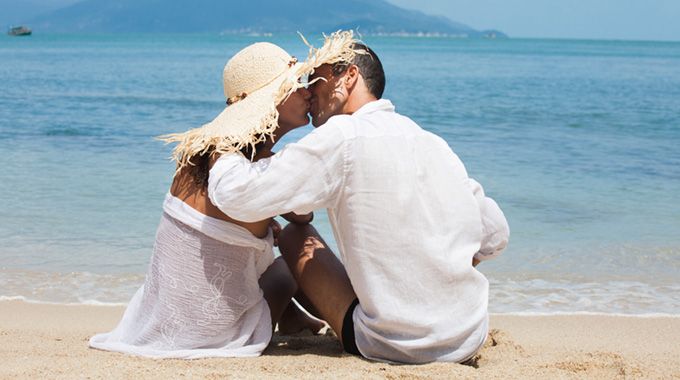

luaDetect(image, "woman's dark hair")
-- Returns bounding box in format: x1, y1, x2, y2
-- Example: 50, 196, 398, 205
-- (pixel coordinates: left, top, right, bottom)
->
185, 138, 266, 187
185, 152, 212, 187
332, 43, 386, 99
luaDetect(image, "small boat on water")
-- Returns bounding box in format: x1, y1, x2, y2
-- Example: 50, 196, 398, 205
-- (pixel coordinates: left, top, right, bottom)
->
8, 26, 32, 36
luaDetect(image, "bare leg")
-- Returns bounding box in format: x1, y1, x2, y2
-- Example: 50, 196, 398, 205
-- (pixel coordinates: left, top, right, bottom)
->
259, 256, 324, 334
277, 223, 357, 347
290, 290, 322, 319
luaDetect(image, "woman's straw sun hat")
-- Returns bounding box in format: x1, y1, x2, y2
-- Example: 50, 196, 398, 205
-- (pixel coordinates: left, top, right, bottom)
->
159, 30, 359, 170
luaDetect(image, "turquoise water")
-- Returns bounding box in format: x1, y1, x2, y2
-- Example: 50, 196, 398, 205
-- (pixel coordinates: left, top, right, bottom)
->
1, 34, 679, 314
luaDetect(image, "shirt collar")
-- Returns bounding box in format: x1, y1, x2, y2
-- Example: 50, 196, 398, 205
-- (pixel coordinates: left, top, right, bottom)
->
352, 99, 395, 117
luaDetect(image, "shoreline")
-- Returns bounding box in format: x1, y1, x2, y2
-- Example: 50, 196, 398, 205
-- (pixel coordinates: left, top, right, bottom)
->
4, 264, 680, 315
3, 296, 680, 318
1, 300, 678, 379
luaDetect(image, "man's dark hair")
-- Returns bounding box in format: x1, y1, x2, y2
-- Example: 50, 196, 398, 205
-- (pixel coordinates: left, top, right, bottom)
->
332, 43, 385, 99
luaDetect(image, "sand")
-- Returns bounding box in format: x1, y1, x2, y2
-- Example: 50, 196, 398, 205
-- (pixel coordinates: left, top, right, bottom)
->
1, 300, 678, 379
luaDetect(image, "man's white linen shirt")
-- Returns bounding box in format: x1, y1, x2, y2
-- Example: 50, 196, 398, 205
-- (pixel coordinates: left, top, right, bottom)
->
208, 99, 509, 363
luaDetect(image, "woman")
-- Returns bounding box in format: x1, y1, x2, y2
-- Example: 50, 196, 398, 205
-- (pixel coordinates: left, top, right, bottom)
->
88, 40, 349, 358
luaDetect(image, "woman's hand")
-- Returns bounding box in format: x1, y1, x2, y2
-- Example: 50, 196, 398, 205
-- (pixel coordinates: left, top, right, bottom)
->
270, 219, 282, 246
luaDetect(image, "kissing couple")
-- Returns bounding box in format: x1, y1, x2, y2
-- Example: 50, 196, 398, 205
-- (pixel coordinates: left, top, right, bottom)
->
90, 30, 509, 364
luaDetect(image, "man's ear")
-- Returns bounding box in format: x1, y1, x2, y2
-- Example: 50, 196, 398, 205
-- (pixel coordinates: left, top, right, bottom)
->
343, 65, 360, 91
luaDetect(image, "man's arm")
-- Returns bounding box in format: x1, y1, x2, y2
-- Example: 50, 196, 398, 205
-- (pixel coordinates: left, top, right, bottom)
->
208, 123, 346, 223
468, 178, 509, 263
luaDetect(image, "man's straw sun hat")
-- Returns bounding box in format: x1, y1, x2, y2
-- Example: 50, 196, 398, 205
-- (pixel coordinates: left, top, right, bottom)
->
159, 30, 359, 170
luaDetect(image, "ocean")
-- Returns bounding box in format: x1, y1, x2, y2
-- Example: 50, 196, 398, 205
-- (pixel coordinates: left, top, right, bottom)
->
1, 34, 679, 315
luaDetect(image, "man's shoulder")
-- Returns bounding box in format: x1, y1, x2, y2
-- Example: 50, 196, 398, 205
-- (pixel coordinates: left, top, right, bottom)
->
326, 113, 355, 126
293, 117, 351, 149
320, 114, 361, 138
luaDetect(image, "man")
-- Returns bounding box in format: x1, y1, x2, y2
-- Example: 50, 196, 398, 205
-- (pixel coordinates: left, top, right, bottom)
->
208, 41, 509, 363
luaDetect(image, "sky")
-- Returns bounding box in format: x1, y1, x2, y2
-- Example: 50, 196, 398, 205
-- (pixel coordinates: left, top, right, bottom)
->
387, 0, 680, 41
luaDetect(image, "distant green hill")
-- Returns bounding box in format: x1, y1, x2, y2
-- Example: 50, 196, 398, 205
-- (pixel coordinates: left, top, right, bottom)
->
28, 0, 506, 37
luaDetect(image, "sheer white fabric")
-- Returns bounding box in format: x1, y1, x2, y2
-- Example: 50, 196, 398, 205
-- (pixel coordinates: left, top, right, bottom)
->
89, 194, 275, 358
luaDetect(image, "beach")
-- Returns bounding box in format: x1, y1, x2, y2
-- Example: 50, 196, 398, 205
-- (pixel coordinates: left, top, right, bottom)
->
2, 34, 680, 379
1, 300, 678, 379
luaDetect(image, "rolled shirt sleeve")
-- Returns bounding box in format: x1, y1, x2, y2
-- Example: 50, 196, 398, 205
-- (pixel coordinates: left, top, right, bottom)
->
468, 178, 510, 261
208, 122, 346, 223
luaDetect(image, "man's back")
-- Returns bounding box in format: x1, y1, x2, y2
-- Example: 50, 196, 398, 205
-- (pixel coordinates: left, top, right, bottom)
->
323, 99, 491, 363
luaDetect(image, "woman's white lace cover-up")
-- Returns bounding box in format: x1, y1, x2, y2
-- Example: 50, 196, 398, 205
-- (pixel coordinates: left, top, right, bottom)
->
89, 194, 275, 358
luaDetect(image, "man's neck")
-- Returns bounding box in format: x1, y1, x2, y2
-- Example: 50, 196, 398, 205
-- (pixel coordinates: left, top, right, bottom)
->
342, 93, 378, 115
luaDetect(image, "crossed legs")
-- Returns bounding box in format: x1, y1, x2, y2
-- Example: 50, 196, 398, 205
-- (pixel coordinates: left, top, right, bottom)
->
277, 223, 357, 348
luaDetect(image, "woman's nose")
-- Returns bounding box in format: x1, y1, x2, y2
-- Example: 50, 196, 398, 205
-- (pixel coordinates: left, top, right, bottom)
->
298, 87, 311, 100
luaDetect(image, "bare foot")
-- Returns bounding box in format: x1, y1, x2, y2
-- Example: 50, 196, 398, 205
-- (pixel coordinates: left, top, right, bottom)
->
278, 301, 326, 335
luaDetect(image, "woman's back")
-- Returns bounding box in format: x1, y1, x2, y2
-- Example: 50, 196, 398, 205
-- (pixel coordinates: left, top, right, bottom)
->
89, 191, 276, 358
169, 159, 272, 238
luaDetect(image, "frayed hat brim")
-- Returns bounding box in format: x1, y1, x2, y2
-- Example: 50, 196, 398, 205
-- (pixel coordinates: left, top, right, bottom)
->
158, 30, 360, 171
